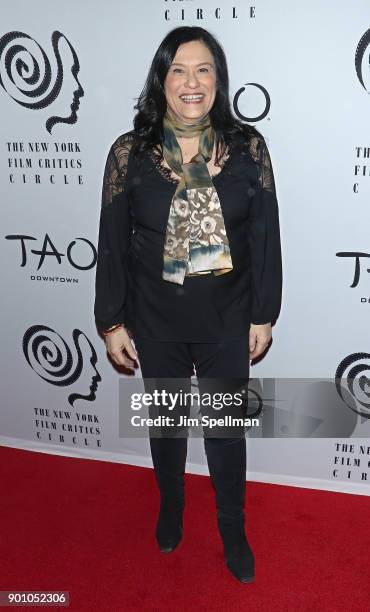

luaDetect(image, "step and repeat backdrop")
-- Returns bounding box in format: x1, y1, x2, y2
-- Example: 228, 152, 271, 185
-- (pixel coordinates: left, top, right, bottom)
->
1, 0, 369, 495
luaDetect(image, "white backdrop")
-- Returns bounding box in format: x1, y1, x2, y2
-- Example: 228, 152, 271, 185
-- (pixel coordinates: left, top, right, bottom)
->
1, 0, 369, 495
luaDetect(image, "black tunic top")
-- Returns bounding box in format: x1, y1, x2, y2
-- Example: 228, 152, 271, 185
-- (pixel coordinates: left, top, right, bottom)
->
94, 128, 283, 342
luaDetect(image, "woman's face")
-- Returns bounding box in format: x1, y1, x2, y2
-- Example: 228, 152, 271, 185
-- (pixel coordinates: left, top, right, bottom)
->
164, 40, 217, 124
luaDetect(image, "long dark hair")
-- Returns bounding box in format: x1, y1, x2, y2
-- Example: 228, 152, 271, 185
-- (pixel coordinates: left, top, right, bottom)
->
131, 25, 261, 164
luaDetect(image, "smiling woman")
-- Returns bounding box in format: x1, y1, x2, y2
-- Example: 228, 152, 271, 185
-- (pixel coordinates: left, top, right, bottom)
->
163, 40, 218, 166
94, 25, 282, 585
164, 41, 216, 123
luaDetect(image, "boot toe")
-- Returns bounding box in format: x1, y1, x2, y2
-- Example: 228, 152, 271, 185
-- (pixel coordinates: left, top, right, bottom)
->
226, 557, 255, 583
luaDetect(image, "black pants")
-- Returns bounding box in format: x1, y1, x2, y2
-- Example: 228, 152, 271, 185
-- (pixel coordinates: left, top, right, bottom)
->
132, 334, 250, 522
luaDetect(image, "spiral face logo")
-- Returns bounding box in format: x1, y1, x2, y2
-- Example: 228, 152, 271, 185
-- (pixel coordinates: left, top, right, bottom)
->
0, 30, 84, 133
335, 352, 370, 418
355, 28, 370, 93
22, 325, 101, 407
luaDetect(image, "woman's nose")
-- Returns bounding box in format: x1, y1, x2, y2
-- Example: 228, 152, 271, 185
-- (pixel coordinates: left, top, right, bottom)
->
184, 70, 200, 87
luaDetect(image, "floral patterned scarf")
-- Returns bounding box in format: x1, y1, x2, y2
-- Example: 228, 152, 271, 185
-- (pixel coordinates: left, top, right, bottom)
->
162, 108, 233, 285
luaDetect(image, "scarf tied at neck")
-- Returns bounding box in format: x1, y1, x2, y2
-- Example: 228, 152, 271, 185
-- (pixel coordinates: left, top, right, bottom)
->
161, 108, 233, 285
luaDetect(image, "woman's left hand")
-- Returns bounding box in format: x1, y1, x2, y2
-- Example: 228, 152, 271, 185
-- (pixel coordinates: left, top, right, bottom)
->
249, 322, 272, 361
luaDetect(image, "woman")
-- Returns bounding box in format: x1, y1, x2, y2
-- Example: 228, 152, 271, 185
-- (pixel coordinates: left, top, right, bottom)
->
94, 26, 282, 584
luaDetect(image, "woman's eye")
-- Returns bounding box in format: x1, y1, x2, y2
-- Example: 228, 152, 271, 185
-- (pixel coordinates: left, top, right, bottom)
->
171, 67, 210, 74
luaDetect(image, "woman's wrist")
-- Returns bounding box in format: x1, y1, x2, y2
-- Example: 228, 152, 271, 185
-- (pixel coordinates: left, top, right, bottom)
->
102, 323, 124, 337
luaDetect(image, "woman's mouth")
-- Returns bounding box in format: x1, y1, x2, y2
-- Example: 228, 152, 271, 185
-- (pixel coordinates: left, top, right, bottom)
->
179, 94, 205, 104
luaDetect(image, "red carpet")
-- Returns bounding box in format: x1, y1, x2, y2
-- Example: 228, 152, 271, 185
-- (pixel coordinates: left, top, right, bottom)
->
0, 445, 368, 611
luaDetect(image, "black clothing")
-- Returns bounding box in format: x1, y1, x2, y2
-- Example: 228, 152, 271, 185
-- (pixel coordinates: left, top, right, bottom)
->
133, 332, 250, 438
149, 432, 246, 522
94, 129, 282, 341
133, 333, 249, 522
133, 334, 250, 379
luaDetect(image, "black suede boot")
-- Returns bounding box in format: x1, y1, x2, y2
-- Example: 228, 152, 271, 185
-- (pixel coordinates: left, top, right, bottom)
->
155, 491, 184, 553
150, 436, 187, 553
204, 436, 254, 582
217, 515, 255, 583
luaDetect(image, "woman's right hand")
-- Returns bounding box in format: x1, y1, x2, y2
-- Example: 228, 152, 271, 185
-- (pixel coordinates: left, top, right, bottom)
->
104, 325, 139, 370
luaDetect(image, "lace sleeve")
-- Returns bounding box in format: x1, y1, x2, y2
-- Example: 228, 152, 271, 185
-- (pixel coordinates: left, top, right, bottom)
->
94, 132, 135, 333
101, 132, 134, 208
247, 134, 283, 325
